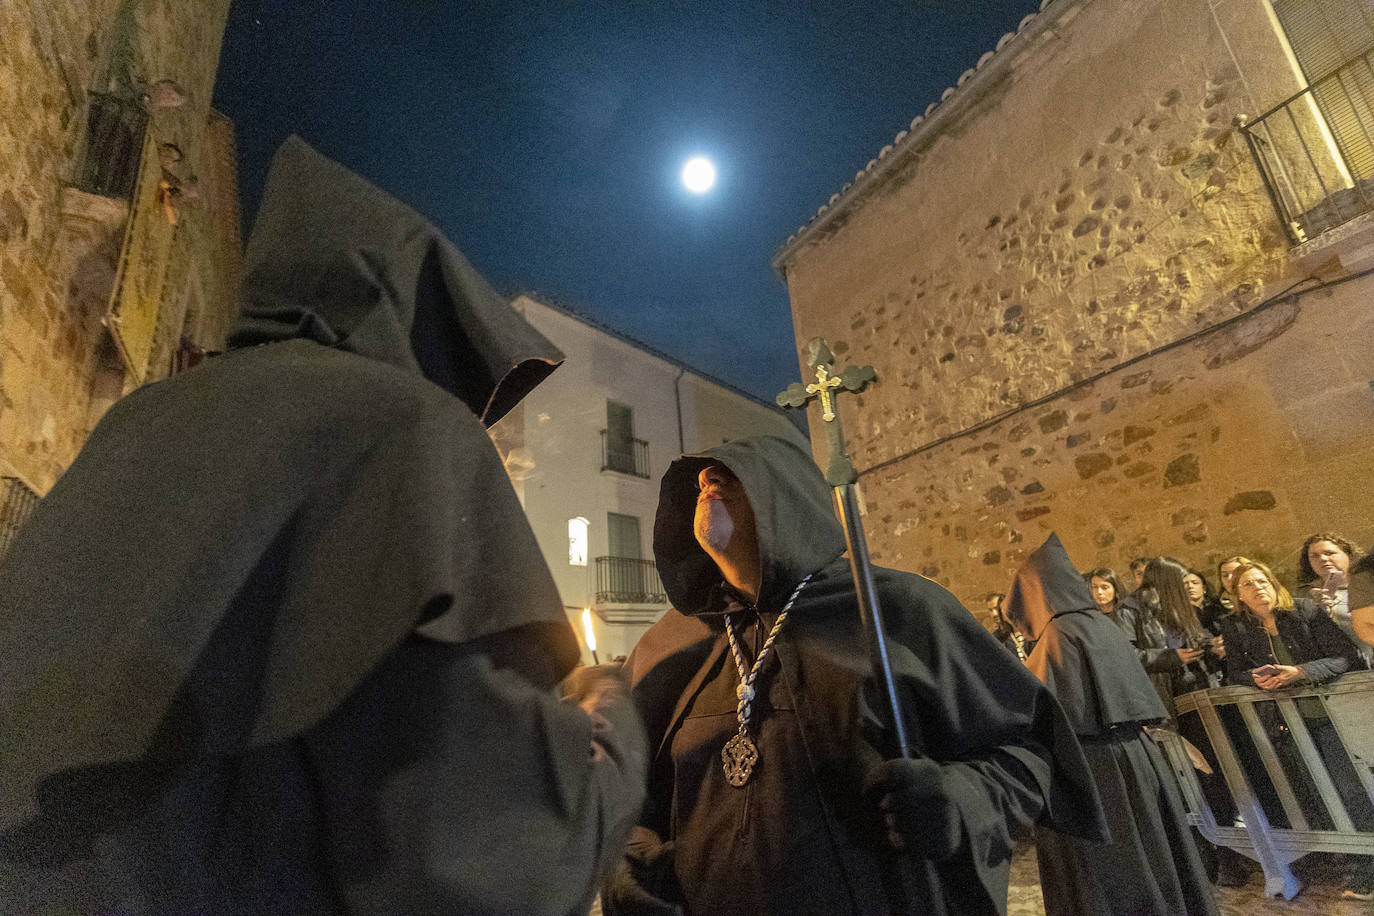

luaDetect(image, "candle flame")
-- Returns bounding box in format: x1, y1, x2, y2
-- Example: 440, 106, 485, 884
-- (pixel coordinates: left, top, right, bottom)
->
581, 608, 596, 653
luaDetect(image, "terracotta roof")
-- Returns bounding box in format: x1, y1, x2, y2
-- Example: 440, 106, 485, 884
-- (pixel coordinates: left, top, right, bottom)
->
772, 0, 1078, 271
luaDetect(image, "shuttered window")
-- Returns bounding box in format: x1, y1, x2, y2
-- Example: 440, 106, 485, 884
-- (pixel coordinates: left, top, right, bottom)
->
1271, 0, 1374, 178
607, 512, 641, 560
1272, 0, 1374, 80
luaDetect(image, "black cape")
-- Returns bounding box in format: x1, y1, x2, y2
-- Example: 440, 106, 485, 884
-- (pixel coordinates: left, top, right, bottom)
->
1006, 534, 1217, 916
0, 137, 645, 914
604, 437, 1103, 916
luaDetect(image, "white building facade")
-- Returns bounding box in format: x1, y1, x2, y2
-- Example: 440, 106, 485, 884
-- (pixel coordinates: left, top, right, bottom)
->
491, 295, 810, 663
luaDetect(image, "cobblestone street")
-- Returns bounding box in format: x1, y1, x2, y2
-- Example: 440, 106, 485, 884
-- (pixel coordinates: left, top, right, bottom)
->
1009, 843, 1374, 915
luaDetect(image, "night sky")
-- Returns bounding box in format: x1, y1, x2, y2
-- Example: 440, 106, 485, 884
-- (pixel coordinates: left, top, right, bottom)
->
214, 0, 1044, 400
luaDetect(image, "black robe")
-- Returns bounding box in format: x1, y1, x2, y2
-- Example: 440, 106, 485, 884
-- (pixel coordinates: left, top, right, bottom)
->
603, 437, 1103, 916
0, 137, 646, 915
1005, 533, 1218, 916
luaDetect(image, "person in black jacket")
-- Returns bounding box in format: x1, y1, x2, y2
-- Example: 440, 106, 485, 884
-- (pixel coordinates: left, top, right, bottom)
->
1222, 559, 1373, 899
1184, 568, 1229, 641
1222, 560, 1363, 689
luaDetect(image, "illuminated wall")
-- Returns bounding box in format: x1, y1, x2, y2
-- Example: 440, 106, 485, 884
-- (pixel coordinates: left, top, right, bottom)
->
0, 0, 237, 494
776, 0, 1374, 623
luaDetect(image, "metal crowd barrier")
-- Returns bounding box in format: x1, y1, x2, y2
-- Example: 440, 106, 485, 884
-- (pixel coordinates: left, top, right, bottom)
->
1155, 671, 1374, 900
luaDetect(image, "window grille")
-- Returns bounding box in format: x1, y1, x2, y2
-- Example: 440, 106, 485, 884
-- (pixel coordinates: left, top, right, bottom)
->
75, 91, 147, 200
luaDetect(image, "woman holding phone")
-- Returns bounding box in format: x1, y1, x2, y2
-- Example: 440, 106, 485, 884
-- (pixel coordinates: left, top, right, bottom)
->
1221, 560, 1373, 899
1221, 560, 1362, 690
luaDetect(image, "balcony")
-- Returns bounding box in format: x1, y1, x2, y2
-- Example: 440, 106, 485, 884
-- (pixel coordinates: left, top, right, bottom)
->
601, 429, 650, 478
594, 556, 667, 615
1240, 49, 1374, 258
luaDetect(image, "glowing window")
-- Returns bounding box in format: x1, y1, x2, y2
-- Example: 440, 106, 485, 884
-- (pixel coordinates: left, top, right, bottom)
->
568, 517, 589, 566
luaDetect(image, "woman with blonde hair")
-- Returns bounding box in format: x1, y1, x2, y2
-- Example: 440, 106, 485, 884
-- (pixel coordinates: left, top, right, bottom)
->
1222, 560, 1361, 689
1221, 560, 1374, 899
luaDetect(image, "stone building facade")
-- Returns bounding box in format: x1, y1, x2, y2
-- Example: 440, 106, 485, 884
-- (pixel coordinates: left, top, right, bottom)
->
774, 0, 1374, 620
0, 0, 237, 500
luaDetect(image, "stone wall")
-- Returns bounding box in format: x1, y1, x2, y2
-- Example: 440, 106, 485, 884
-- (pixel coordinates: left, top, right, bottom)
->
777, 0, 1374, 620
0, 0, 234, 494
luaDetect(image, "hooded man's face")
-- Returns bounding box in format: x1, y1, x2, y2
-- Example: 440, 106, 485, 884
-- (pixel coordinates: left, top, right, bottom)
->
693, 462, 758, 560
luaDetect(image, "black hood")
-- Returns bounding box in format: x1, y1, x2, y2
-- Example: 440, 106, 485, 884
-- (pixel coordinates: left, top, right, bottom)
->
653, 436, 846, 615
1008, 534, 1168, 733
1004, 532, 1097, 641
229, 136, 562, 426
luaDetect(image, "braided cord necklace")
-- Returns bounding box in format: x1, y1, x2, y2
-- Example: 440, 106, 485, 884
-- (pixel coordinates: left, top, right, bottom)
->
720, 573, 812, 787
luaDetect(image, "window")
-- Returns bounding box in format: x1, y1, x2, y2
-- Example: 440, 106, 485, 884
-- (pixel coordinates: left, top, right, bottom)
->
1239, 1, 1374, 240
75, 92, 147, 200
1272, 0, 1374, 179
601, 401, 650, 478
568, 517, 589, 566
596, 513, 666, 605
606, 401, 634, 472
607, 513, 641, 560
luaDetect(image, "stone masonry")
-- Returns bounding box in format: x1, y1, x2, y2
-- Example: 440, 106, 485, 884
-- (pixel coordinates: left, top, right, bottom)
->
0, 0, 236, 495
776, 0, 1374, 621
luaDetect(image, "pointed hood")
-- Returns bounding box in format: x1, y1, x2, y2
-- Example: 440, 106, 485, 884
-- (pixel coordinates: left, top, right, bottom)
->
1004, 532, 1096, 641
653, 436, 846, 615
229, 136, 562, 425
1009, 534, 1168, 734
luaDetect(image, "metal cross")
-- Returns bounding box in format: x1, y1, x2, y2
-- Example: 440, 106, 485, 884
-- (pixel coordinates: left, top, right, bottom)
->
775, 338, 875, 485
773, 337, 909, 759
777, 339, 875, 424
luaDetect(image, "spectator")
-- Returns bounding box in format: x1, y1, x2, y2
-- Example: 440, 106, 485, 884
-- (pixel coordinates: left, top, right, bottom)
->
1222, 560, 1373, 899
1215, 556, 1253, 612
1222, 559, 1361, 689
1298, 534, 1371, 666
1137, 558, 1219, 713
1351, 549, 1374, 648
1085, 567, 1131, 637
1142, 559, 1240, 885
987, 592, 1027, 659
1129, 557, 1151, 590
1184, 568, 1229, 639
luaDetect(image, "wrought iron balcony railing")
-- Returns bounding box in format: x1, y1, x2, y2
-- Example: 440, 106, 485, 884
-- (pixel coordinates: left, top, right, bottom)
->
75, 91, 147, 200
1239, 47, 1374, 244
595, 555, 667, 605
601, 430, 650, 478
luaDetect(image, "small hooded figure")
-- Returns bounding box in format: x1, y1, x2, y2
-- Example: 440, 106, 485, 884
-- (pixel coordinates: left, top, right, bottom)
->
1004, 533, 1218, 916
603, 437, 1104, 916
0, 137, 646, 914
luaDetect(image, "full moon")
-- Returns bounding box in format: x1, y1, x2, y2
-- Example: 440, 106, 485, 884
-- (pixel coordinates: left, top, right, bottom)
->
681, 156, 717, 193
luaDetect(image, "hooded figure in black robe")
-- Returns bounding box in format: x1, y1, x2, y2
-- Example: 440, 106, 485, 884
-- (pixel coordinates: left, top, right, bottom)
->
602, 437, 1104, 916
0, 136, 646, 915
1004, 533, 1218, 916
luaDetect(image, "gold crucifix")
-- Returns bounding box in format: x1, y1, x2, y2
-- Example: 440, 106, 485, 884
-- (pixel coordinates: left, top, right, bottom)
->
775, 338, 876, 485
806, 364, 844, 422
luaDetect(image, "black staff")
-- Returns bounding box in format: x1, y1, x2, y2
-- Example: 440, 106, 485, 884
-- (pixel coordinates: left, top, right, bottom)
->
776, 338, 910, 758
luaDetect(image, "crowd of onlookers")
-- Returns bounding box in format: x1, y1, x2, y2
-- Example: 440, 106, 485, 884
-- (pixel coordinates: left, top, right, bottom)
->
987, 533, 1374, 899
